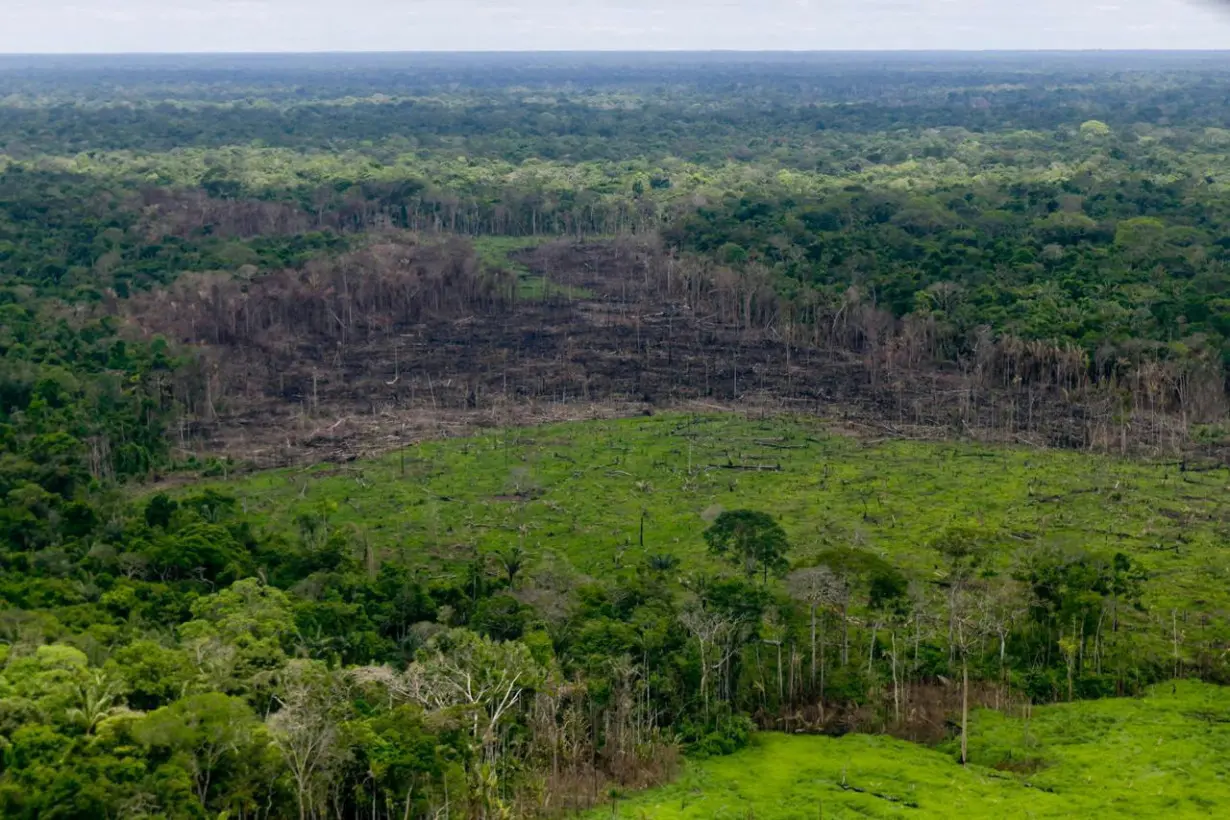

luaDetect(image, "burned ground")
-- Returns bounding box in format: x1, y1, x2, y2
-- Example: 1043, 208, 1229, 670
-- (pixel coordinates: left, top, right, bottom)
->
126, 236, 1209, 469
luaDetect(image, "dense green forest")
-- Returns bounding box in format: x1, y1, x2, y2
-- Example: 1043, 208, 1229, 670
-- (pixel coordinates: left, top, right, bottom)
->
6, 53, 1230, 819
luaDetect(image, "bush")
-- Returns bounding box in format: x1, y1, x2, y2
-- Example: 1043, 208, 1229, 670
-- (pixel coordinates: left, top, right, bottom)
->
681, 714, 755, 759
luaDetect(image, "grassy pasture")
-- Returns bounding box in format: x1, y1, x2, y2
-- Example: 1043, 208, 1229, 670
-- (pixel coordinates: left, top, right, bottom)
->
208, 413, 1230, 614
588, 681, 1230, 819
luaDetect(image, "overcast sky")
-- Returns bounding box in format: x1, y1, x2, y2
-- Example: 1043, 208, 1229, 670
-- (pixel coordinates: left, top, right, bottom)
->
5, 0, 1230, 53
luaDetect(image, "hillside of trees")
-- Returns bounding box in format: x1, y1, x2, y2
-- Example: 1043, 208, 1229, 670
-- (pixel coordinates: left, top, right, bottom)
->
5, 52, 1230, 818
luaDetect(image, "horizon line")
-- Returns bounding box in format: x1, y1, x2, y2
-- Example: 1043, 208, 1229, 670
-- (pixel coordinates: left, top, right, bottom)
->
4, 47, 1230, 56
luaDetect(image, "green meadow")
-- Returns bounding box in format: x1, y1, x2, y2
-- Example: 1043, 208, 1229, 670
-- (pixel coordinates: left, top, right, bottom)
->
588, 681, 1230, 819
209, 413, 1230, 613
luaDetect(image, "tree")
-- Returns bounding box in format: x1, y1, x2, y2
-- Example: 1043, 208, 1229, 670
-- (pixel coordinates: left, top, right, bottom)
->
812, 547, 903, 668
494, 544, 526, 590
107, 640, 193, 711
143, 493, 179, 529
930, 524, 990, 664
1079, 119, 1111, 139
3, 645, 94, 725
647, 553, 680, 574
471, 594, 529, 642
981, 580, 1027, 692
351, 705, 442, 820
679, 606, 734, 719
137, 692, 261, 811
951, 584, 990, 766
355, 629, 543, 776
703, 510, 790, 584
786, 565, 847, 699
66, 668, 128, 736
353, 629, 544, 818
179, 578, 296, 692
267, 660, 353, 820
759, 611, 788, 708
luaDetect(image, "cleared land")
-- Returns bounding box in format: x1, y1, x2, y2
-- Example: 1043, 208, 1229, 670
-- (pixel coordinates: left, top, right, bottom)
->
157, 238, 1173, 469
207, 413, 1230, 615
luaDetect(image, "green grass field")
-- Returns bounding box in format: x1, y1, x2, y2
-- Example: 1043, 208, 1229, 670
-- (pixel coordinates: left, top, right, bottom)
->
586, 681, 1230, 819
206, 413, 1230, 613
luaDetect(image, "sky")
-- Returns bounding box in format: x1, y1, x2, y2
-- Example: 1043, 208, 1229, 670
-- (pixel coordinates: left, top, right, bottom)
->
5, 0, 1230, 53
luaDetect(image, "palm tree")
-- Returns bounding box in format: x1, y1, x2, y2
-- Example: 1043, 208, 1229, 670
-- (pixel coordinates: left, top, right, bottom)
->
647, 553, 680, 574
496, 544, 526, 590
68, 669, 127, 735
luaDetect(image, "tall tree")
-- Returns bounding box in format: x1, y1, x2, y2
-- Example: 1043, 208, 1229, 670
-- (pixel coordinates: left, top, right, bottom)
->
268, 660, 353, 820
137, 692, 262, 812
951, 584, 990, 767
704, 510, 791, 584
786, 565, 847, 698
